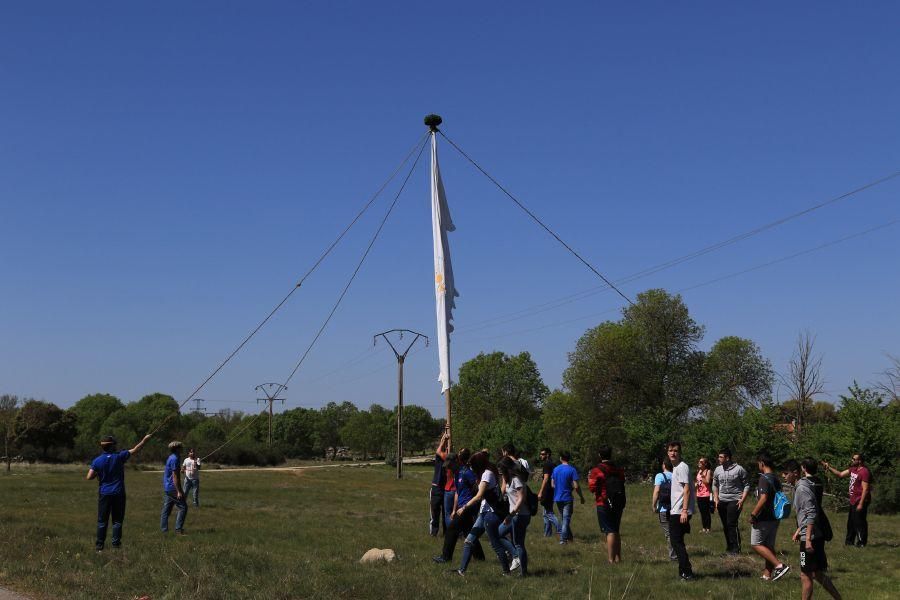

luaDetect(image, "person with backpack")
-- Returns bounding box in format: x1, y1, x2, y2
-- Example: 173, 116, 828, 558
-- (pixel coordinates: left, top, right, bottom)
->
588, 446, 626, 564
497, 456, 533, 576
433, 448, 485, 564
749, 450, 790, 582
783, 458, 842, 600
651, 458, 677, 561
452, 451, 511, 575
712, 448, 750, 554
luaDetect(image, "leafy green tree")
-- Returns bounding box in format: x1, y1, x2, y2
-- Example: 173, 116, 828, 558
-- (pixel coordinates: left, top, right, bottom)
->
273, 407, 319, 458
69, 393, 125, 458
15, 400, 77, 461
401, 405, 442, 455
451, 351, 548, 452
315, 401, 358, 459
704, 336, 773, 413
563, 290, 705, 465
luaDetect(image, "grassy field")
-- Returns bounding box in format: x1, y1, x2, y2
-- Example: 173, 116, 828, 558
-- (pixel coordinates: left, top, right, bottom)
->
0, 464, 897, 600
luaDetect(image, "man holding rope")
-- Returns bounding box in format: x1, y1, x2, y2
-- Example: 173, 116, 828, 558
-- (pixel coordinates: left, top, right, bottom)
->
161, 441, 188, 535
86, 433, 151, 551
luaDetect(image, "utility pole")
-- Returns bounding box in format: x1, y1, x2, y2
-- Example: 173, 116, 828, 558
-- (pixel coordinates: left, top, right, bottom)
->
374, 329, 428, 479
255, 383, 286, 447
191, 398, 206, 414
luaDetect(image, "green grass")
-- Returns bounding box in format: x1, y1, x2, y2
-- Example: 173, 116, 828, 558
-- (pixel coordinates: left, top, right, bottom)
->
0, 464, 897, 599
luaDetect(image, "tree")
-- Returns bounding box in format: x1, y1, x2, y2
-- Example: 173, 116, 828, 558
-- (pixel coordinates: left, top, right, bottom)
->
273, 407, 319, 458
875, 353, 900, 403
15, 400, 77, 461
563, 289, 705, 464
704, 336, 774, 413
780, 330, 825, 437
450, 351, 548, 452
402, 405, 442, 455
0, 395, 41, 472
69, 393, 125, 458
315, 402, 358, 459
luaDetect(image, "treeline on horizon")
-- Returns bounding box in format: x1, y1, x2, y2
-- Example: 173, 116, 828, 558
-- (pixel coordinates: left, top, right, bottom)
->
2, 289, 898, 511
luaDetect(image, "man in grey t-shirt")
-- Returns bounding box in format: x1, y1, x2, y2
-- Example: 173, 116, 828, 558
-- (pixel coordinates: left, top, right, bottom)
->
667, 441, 694, 580
712, 448, 750, 554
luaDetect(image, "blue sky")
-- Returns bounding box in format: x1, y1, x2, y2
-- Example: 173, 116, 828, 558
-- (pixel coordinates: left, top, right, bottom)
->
2, 3, 898, 417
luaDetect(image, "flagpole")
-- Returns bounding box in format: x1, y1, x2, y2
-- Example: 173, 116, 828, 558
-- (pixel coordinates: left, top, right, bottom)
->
425, 113, 452, 449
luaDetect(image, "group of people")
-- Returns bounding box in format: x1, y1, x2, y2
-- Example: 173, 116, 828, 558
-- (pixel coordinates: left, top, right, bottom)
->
86, 434, 202, 551
428, 433, 871, 599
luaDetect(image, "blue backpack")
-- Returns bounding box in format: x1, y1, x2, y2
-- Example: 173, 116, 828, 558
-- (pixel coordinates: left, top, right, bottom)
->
765, 473, 792, 520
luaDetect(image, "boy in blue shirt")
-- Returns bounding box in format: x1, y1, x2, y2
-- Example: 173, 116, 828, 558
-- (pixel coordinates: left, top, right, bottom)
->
161, 441, 188, 534
86, 433, 151, 551
551, 451, 585, 544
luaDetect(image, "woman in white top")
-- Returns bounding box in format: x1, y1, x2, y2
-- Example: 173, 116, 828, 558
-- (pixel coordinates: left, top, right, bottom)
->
498, 456, 532, 576
452, 451, 511, 575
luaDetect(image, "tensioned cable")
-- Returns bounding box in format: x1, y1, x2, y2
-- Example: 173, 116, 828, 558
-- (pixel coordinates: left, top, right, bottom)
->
454, 218, 899, 344
201, 134, 430, 459
438, 130, 635, 307
199, 410, 266, 462
454, 168, 900, 334
144, 132, 429, 438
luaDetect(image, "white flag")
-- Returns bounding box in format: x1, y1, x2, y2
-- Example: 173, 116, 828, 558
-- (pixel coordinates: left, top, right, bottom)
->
431, 134, 458, 393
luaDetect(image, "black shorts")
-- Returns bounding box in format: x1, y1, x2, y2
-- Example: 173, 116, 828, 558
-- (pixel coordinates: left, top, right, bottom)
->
596, 504, 623, 534
799, 539, 827, 574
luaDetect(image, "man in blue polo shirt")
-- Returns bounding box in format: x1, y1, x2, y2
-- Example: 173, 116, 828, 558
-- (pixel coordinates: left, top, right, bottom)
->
160, 440, 188, 534
551, 450, 585, 544
86, 433, 151, 551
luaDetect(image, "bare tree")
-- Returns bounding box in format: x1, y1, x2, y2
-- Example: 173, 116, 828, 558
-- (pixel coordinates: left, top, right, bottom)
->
0, 394, 38, 473
875, 353, 900, 403
780, 330, 825, 436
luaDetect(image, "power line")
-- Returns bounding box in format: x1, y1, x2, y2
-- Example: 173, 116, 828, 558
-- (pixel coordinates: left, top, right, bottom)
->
453, 168, 900, 335
454, 217, 899, 345
145, 132, 429, 437
200, 135, 430, 460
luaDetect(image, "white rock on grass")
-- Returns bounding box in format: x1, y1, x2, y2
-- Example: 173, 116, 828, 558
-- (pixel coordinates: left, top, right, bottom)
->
359, 548, 396, 564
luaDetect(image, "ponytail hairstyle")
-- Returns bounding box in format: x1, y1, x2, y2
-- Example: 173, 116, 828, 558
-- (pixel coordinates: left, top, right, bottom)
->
497, 456, 527, 484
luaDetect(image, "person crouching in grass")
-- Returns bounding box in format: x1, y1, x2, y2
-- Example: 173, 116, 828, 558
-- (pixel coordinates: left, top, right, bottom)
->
86, 434, 151, 551
783, 459, 842, 600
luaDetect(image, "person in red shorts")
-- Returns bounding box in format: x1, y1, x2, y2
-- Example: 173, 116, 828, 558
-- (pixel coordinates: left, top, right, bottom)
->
822, 453, 871, 547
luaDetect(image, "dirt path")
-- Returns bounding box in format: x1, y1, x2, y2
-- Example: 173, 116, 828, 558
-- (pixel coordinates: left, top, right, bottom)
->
0, 587, 30, 600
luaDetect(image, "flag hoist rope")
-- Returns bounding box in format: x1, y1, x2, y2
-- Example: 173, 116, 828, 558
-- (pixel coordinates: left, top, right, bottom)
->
199, 135, 430, 461
144, 131, 430, 440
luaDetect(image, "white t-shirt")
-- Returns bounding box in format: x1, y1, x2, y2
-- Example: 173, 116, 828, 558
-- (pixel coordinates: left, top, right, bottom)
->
182, 457, 200, 480
506, 476, 531, 515
670, 461, 694, 514
479, 470, 498, 514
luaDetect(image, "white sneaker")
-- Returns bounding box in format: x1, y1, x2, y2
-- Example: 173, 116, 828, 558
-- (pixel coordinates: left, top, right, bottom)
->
509, 557, 521, 571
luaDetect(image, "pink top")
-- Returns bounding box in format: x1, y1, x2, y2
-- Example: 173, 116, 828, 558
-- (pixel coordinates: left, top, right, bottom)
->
695, 470, 711, 498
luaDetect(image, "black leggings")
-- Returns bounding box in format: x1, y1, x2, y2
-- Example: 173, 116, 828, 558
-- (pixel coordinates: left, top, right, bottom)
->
697, 496, 712, 530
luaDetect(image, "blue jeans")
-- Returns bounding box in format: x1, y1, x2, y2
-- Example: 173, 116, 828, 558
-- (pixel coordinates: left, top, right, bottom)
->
160, 491, 188, 532
183, 478, 200, 507
459, 512, 510, 573
542, 503, 559, 536
96, 493, 126, 550
443, 490, 455, 528
499, 514, 532, 574
557, 500, 574, 541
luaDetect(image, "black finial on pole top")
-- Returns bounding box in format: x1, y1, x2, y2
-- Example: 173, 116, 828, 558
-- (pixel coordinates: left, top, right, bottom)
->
424, 114, 443, 132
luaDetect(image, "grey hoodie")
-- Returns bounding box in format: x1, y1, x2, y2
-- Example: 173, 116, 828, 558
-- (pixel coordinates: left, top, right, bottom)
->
712, 462, 750, 502
794, 477, 823, 541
